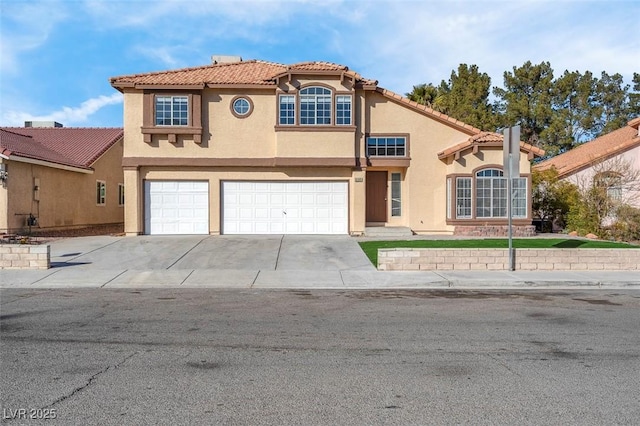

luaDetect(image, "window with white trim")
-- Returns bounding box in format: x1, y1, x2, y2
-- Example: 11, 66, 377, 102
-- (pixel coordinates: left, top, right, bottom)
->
391, 173, 402, 216
476, 169, 506, 218
475, 169, 526, 218
96, 181, 106, 206
232, 98, 251, 116
300, 87, 331, 125
118, 184, 125, 206
449, 168, 528, 221
336, 95, 352, 125
155, 95, 188, 126
279, 95, 295, 125
456, 177, 472, 218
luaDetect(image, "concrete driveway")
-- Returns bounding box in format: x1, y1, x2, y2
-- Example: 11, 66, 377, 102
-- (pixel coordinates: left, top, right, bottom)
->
49, 235, 376, 271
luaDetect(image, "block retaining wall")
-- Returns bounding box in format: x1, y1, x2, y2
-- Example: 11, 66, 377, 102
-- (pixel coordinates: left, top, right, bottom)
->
378, 248, 640, 271
454, 225, 536, 237
0, 244, 50, 269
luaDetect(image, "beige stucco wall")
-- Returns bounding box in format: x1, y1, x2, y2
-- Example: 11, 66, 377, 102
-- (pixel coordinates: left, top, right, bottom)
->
127, 166, 362, 235
365, 93, 483, 233
1, 140, 124, 234
120, 75, 536, 236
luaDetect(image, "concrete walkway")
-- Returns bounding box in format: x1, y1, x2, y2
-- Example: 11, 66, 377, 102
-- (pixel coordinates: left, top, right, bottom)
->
1, 235, 638, 290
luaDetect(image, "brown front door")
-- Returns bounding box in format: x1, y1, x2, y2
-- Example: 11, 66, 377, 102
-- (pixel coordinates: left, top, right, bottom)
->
366, 171, 387, 222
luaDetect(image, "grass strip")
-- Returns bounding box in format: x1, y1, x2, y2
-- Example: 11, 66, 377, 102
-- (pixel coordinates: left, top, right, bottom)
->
359, 238, 638, 265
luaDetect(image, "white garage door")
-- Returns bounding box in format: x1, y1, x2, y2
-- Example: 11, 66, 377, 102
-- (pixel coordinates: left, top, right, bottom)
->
144, 181, 209, 235
222, 181, 348, 234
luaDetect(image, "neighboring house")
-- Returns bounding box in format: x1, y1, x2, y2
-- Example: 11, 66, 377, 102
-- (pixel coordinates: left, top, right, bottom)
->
110, 58, 544, 236
534, 117, 640, 210
0, 123, 124, 235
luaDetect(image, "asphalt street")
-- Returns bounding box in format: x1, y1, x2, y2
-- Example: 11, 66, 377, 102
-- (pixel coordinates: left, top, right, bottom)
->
1, 288, 639, 425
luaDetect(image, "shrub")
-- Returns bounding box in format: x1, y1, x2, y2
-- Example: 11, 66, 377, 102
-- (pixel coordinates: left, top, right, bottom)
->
604, 205, 640, 243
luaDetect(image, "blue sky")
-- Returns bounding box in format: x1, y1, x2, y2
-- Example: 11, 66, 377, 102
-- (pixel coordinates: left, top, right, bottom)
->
1, 0, 638, 128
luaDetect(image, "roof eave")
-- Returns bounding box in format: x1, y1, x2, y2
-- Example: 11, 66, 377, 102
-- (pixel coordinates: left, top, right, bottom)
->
438, 141, 545, 161
6, 154, 94, 174
540, 136, 640, 179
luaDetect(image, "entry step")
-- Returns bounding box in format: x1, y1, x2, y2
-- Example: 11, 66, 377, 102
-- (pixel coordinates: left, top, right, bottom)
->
364, 226, 413, 237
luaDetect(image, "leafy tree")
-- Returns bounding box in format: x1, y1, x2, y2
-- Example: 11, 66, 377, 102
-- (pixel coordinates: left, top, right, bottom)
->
542, 70, 600, 155
567, 156, 640, 237
493, 61, 554, 148
406, 83, 443, 110
596, 72, 630, 135
606, 205, 640, 242
438, 64, 496, 131
407, 64, 496, 131
532, 168, 580, 232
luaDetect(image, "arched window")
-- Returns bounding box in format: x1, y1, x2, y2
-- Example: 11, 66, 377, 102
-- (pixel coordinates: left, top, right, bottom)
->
476, 169, 506, 218
299, 87, 332, 125
448, 168, 529, 221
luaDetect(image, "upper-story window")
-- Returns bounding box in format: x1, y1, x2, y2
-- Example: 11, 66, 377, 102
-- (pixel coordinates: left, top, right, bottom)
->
231, 96, 254, 118
155, 95, 188, 126
300, 87, 331, 125
366, 137, 406, 157
336, 95, 352, 125
277, 87, 352, 127
279, 95, 296, 125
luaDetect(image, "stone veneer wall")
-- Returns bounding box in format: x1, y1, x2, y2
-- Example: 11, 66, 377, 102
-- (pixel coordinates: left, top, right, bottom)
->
454, 225, 536, 237
378, 248, 640, 271
0, 244, 50, 269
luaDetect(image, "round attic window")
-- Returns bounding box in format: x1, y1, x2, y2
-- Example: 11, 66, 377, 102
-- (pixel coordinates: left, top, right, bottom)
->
231, 97, 253, 118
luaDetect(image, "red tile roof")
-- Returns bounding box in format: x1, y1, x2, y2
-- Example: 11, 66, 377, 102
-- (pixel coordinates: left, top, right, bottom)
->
110, 59, 491, 134
110, 60, 378, 88
534, 122, 640, 178
438, 131, 545, 160
0, 127, 123, 170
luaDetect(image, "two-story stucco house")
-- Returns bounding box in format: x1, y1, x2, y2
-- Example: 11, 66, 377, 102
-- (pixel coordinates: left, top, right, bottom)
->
110, 58, 543, 236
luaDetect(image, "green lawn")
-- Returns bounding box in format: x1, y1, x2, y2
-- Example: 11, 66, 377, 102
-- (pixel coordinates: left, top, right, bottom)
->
359, 238, 639, 265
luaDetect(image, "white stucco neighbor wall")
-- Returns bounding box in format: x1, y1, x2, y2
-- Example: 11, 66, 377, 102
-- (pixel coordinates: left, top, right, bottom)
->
565, 145, 640, 209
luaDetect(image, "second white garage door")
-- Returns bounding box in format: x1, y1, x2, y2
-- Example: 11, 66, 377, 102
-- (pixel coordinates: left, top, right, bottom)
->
222, 181, 348, 234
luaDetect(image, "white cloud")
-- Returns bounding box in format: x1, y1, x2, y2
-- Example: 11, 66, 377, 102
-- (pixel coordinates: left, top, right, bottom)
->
0, 1, 68, 74
2, 94, 123, 127
338, 1, 639, 95
131, 46, 184, 68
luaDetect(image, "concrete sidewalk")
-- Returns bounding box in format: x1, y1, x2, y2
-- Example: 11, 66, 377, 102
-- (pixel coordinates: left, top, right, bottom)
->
1, 267, 638, 290
1, 235, 638, 290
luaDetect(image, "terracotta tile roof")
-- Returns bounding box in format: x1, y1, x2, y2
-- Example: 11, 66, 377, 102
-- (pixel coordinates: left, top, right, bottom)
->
109, 59, 495, 135
438, 131, 545, 160
0, 127, 123, 170
110, 60, 286, 87
534, 123, 640, 178
110, 60, 379, 88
